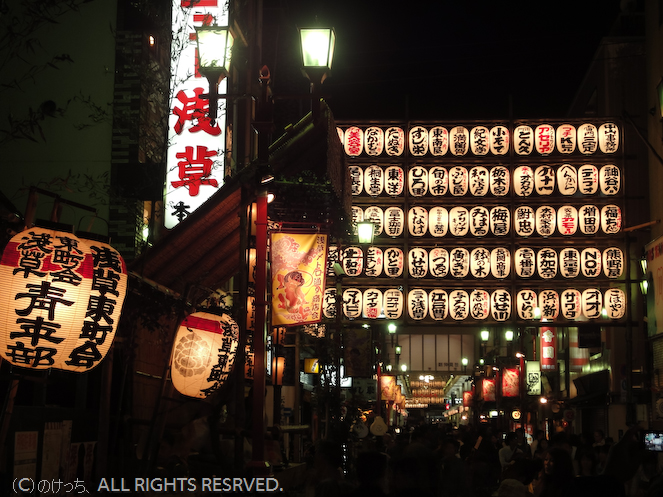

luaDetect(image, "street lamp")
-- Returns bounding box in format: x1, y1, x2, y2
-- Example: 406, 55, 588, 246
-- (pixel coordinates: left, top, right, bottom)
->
299, 26, 336, 121
357, 221, 375, 245
194, 24, 234, 125
505, 330, 514, 356
480, 329, 489, 359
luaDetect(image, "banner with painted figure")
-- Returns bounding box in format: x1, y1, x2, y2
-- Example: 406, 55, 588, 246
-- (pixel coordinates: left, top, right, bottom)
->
271, 232, 328, 326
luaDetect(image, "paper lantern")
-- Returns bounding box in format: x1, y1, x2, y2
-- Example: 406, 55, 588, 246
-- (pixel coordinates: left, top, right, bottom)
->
557, 164, 578, 195
559, 248, 580, 278
408, 206, 428, 237
598, 123, 619, 153
557, 205, 578, 235
0, 225, 96, 370
408, 288, 428, 320
385, 166, 405, 196
246, 295, 256, 331
363, 288, 383, 319
516, 289, 537, 319
577, 123, 598, 154
351, 206, 364, 227
470, 290, 490, 319
470, 126, 489, 155
514, 205, 535, 237
600, 165, 620, 195
582, 289, 603, 319
429, 248, 450, 278
364, 126, 384, 156
429, 166, 449, 196
449, 126, 469, 156
540, 326, 557, 371
491, 289, 511, 321
490, 247, 511, 279
514, 166, 534, 196
365, 247, 383, 277
579, 205, 600, 235
556, 124, 577, 154
342, 288, 362, 318
526, 361, 542, 394
322, 288, 336, 318
408, 166, 428, 196
326, 246, 339, 277
536, 205, 556, 236
490, 166, 510, 196
601, 205, 622, 234
502, 368, 520, 397
538, 289, 560, 320
470, 247, 491, 278
384, 207, 404, 237
490, 206, 510, 236
604, 288, 626, 319
449, 290, 470, 320
342, 247, 364, 277
449, 248, 470, 278
603, 247, 624, 278
469, 166, 489, 196
535, 124, 555, 155
561, 289, 582, 319
383, 289, 404, 319
409, 125, 428, 156
408, 248, 428, 278
514, 125, 534, 155
537, 248, 558, 279
364, 206, 384, 236
490, 125, 510, 155
578, 164, 599, 194
271, 356, 285, 385
385, 126, 405, 156
344, 126, 363, 156
364, 165, 384, 196
449, 166, 469, 196
429, 126, 449, 156
429, 206, 449, 237
245, 345, 255, 379
581, 248, 602, 277
514, 248, 536, 278
383, 247, 404, 277
449, 206, 469, 236
349, 165, 363, 195
483, 378, 496, 401
247, 247, 257, 284
534, 166, 555, 195
429, 289, 449, 320
171, 312, 239, 398
470, 206, 490, 236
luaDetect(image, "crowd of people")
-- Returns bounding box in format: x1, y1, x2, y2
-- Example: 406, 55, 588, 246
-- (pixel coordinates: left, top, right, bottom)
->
301, 423, 663, 497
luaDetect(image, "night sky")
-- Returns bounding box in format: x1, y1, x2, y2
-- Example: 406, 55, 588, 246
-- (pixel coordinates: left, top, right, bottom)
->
283, 0, 624, 121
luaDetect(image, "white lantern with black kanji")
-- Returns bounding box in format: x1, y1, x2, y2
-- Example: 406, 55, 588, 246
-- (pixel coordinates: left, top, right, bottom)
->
514, 166, 534, 197
581, 248, 602, 277
559, 248, 581, 278
490, 166, 510, 196
556, 124, 576, 154
365, 247, 383, 277
490, 206, 510, 236
429, 206, 448, 237
470, 247, 491, 278
385, 166, 404, 196
490, 247, 511, 279
344, 126, 363, 156
349, 166, 363, 196
322, 288, 336, 318
449, 290, 470, 320
604, 288, 626, 319
408, 166, 428, 196
517, 289, 538, 319
364, 126, 384, 156
383, 247, 404, 277
579, 205, 600, 235
538, 289, 560, 320
515, 248, 536, 278
490, 125, 510, 155
600, 165, 620, 195
537, 248, 558, 279
449, 247, 470, 278
429, 248, 449, 277
491, 289, 511, 321
577, 123, 598, 154
385, 127, 405, 156
429, 289, 448, 320
599, 123, 619, 154
470, 206, 490, 236
383, 289, 404, 319
603, 247, 624, 278
408, 206, 428, 237
557, 165, 577, 195
561, 289, 582, 319
384, 207, 404, 237
536, 205, 557, 236
342, 288, 363, 318
449, 126, 469, 156
342, 246, 364, 277
601, 205, 622, 234
429, 166, 448, 196
514, 206, 535, 237
429, 126, 449, 156
364, 165, 384, 196
449, 206, 469, 236
470, 126, 489, 155
171, 312, 239, 398
581, 289, 602, 319
514, 125, 534, 155
534, 166, 555, 195
364, 206, 384, 236
470, 290, 490, 320
363, 288, 383, 319
449, 166, 469, 196
409, 125, 428, 156
578, 164, 599, 194
408, 289, 428, 320
408, 248, 428, 278
469, 166, 489, 196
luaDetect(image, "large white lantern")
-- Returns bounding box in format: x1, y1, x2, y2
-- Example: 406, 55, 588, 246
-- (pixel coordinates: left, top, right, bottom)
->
385, 166, 405, 196
516, 289, 537, 319
490, 247, 511, 279
514, 248, 536, 278
470, 290, 490, 319
429, 290, 449, 320
556, 124, 576, 153
557, 206, 578, 235
408, 248, 429, 278
514, 206, 535, 237
490, 125, 510, 155
561, 289, 582, 319
600, 165, 620, 195
581, 248, 602, 277
364, 165, 384, 196
449, 290, 470, 320
470, 247, 491, 278
363, 288, 383, 319
171, 312, 239, 398
598, 123, 619, 153
577, 123, 598, 154
364, 206, 384, 235
603, 247, 624, 278
408, 289, 428, 320
581, 289, 602, 319
342, 247, 364, 277
364, 126, 384, 156
513, 166, 534, 196
538, 289, 560, 320
470, 126, 490, 155
449, 206, 469, 236
409, 125, 429, 156
365, 247, 383, 277
383, 289, 404, 319
342, 288, 363, 318
429, 166, 449, 196
385, 127, 405, 156
578, 164, 599, 194
604, 288, 626, 319
557, 164, 578, 195
559, 248, 581, 278
490, 166, 510, 196
408, 166, 428, 196
534, 166, 555, 195
429, 248, 450, 277
536, 206, 556, 237
535, 124, 555, 155
469, 166, 489, 195
514, 125, 534, 155
490, 206, 510, 236
601, 205, 622, 234
491, 289, 511, 321
384, 207, 404, 237
579, 205, 600, 235
429, 206, 449, 237
349, 166, 363, 195
429, 126, 449, 156
470, 206, 490, 236
344, 126, 363, 156
449, 126, 469, 156
449, 248, 470, 278
322, 288, 336, 318
408, 207, 428, 237
383, 247, 404, 277
449, 166, 469, 196
537, 248, 558, 279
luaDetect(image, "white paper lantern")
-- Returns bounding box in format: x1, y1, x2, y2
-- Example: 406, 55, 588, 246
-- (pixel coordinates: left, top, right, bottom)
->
536, 206, 557, 237
343, 126, 363, 156
601, 205, 622, 234
385, 166, 405, 196
383, 289, 404, 319
365, 247, 384, 277
429, 248, 450, 277
408, 289, 428, 320
514, 248, 536, 277
537, 248, 558, 279
490, 247, 511, 279
538, 289, 560, 320
581, 248, 602, 277
561, 289, 582, 319
514, 166, 534, 196
490, 206, 511, 236
559, 248, 581, 278
449, 290, 470, 320
408, 166, 428, 196
364, 126, 384, 156
326, 246, 339, 276
429, 166, 449, 196
409, 125, 429, 156
534, 166, 555, 195
408, 248, 429, 278
514, 125, 534, 155
557, 164, 578, 195
429, 206, 449, 237
470, 126, 490, 155
408, 206, 428, 237
450, 126, 469, 156
342, 288, 363, 318
581, 289, 602, 319
383, 247, 404, 277
449, 166, 469, 196
490, 125, 510, 155
557, 206, 578, 235
514, 206, 535, 237
469, 166, 489, 196
600, 165, 620, 195
342, 246, 364, 277
516, 289, 538, 319
429, 289, 449, 320
384, 207, 404, 237
323, 288, 336, 318
429, 126, 449, 156
578, 205, 600, 235
599, 123, 619, 154
603, 247, 624, 278
578, 164, 599, 194
171, 312, 239, 398
577, 123, 598, 154
364, 206, 384, 236
535, 124, 555, 155
491, 289, 511, 321
364, 165, 384, 196
470, 206, 490, 237
349, 165, 363, 196
363, 288, 383, 319
449, 206, 469, 236
351, 205, 364, 226
470, 247, 491, 278
604, 288, 626, 319
490, 166, 510, 196
470, 290, 490, 319
385, 126, 405, 156
449, 248, 470, 278
556, 124, 577, 154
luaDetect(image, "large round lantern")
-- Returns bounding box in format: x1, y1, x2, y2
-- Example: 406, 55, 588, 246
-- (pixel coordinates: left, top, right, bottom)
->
490, 206, 510, 236
514, 206, 535, 237
469, 166, 489, 196
363, 288, 383, 319
385, 126, 405, 156
514, 166, 534, 197
383, 289, 404, 319
429, 126, 449, 156
535, 124, 555, 155
342, 288, 363, 318
601, 205, 622, 234
342, 247, 364, 277
581, 289, 602, 319
603, 247, 624, 278
343, 126, 363, 156
537, 248, 558, 279
384, 207, 404, 237
516, 289, 538, 320
470, 247, 491, 278
365, 247, 383, 277
581, 248, 602, 277
385, 166, 405, 196
600, 165, 620, 195
429, 248, 450, 277
604, 288, 626, 319
429, 289, 449, 320
559, 248, 581, 278
470, 290, 490, 320
408, 248, 428, 278
578, 164, 599, 194
408, 206, 428, 236
383, 247, 404, 277
429, 166, 448, 196
538, 289, 560, 320
557, 165, 578, 195
364, 126, 384, 156
577, 123, 598, 154
556, 124, 577, 154
364, 206, 384, 236
490, 166, 510, 196
490, 247, 511, 279
470, 206, 490, 236
449, 290, 470, 320
491, 289, 511, 321
579, 205, 600, 235
557, 205, 578, 235
470, 126, 489, 155
322, 288, 336, 318
514, 125, 534, 155
449, 248, 470, 278
409, 125, 428, 156
599, 123, 619, 153
449, 166, 469, 196
171, 312, 239, 398
408, 288, 428, 320
534, 166, 555, 195
561, 289, 582, 319
536, 206, 556, 236
364, 165, 384, 196
449, 126, 469, 156
349, 166, 363, 195
408, 166, 428, 196
449, 206, 469, 236
429, 206, 449, 237
490, 125, 510, 155
514, 248, 536, 278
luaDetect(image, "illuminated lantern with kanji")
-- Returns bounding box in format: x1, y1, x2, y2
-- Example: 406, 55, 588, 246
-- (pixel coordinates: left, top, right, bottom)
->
449, 290, 470, 320
557, 205, 578, 235
534, 166, 555, 195
470, 126, 489, 155
363, 288, 383, 319
449, 166, 469, 196
385, 166, 404, 196
599, 123, 619, 153
351, 205, 364, 226
326, 246, 339, 277
449, 206, 469, 236
535, 124, 555, 155
429, 206, 449, 237
470, 247, 491, 278
578, 164, 599, 194
365, 247, 383, 277
517, 289, 537, 319
364, 126, 384, 156
603, 247, 624, 278
579, 205, 600, 235
342, 247, 364, 277
449, 126, 469, 156
536, 206, 556, 237
537, 248, 558, 279
557, 164, 577, 195
408, 288, 428, 320
601, 205, 622, 234
408, 166, 428, 196
502, 368, 520, 397
408, 206, 428, 237
364, 206, 384, 236
514, 206, 535, 237
491, 289, 511, 321
490, 247, 511, 279
483, 378, 496, 401
342, 288, 363, 318
604, 288, 626, 319
429, 248, 449, 278
556, 124, 577, 154
449, 248, 470, 278
490, 206, 510, 236
429, 289, 448, 320
349, 166, 363, 195
581, 248, 602, 277
538, 289, 560, 320
385, 126, 405, 156
600, 165, 620, 195
470, 290, 490, 320
514, 248, 536, 278
364, 165, 384, 196
490, 125, 510, 155
384, 207, 404, 237
0, 225, 95, 370
171, 312, 239, 398
383, 289, 404, 319
582, 289, 602, 319
408, 248, 428, 278
383, 247, 404, 278
469, 166, 489, 196
470, 206, 490, 236
514, 125, 534, 155
322, 288, 336, 319
409, 125, 428, 156
344, 126, 363, 156
561, 289, 582, 319
490, 166, 510, 196
559, 248, 581, 278
514, 166, 534, 196
577, 123, 598, 154
429, 126, 449, 156
540, 326, 557, 371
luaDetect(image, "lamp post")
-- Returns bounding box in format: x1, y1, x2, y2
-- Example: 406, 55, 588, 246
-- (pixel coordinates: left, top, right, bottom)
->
299, 26, 336, 121
480, 329, 490, 359
194, 24, 234, 125
505, 330, 514, 357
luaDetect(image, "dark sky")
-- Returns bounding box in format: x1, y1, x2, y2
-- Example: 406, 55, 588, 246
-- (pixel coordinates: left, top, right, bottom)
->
283, 0, 624, 121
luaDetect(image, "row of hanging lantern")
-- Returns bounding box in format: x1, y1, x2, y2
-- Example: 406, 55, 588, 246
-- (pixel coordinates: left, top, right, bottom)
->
340, 122, 619, 157
322, 286, 626, 321
0, 224, 127, 372
350, 163, 621, 198
329, 245, 624, 280
349, 203, 622, 238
